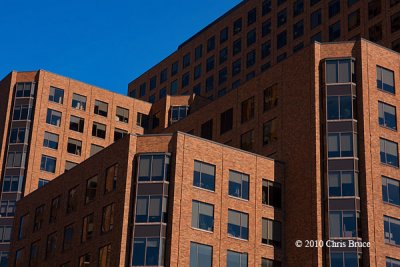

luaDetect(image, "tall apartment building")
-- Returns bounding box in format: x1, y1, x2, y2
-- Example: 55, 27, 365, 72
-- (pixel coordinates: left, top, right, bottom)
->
128, 0, 400, 103
0, 70, 152, 262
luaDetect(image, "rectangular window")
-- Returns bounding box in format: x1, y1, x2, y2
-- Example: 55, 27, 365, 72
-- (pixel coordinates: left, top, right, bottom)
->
132, 238, 162, 266
262, 20, 271, 37
207, 36, 215, 52
94, 100, 108, 117
40, 155, 56, 173
29, 241, 40, 266
326, 59, 352, 84
49, 86, 64, 104
228, 209, 249, 240
384, 216, 400, 245
92, 122, 106, 139
170, 106, 189, 124
348, 10, 360, 31
277, 9, 287, 27
67, 186, 78, 214
380, 138, 399, 167
72, 93, 86, 110
10, 128, 27, 144
2, 176, 22, 192
329, 211, 358, 237
201, 119, 213, 140
160, 68, 168, 83
192, 200, 214, 231
194, 64, 202, 80
233, 39, 241, 56
262, 258, 282, 267
220, 108, 233, 134
293, 0, 304, 16
171, 80, 178, 95
195, 45, 203, 61
218, 68, 228, 85
382, 176, 400, 206
171, 61, 179, 76
13, 104, 32, 121
33, 205, 45, 232
140, 83, 146, 97
206, 56, 215, 72
15, 82, 34, 97
240, 130, 254, 151
79, 254, 91, 267
328, 0, 340, 18
159, 87, 167, 99
105, 164, 118, 193
135, 195, 163, 223
246, 50, 256, 68
219, 47, 228, 65
247, 29, 256, 46
262, 180, 281, 208
263, 118, 278, 145
193, 160, 215, 191
327, 95, 352, 120
328, 133, 354, 158
6, 151, 23, 168
0, 200, 16, 217
232, 59, 241, 77
116, 107, 129, 123
329, 21, 341, 41
277, 31, 287, 49
99, 244, 112, 267
150, 76, 157, 90
227, 250, 248, 267
69, 115, 85, 133
63, 224, 74, 251
82, 213, 94, 242
379, 101, 397, 130
65, 161, 77, 171
233, 18, 242, 35
248, 8, 256, 25
241, 97, 254, 123
329, 171, 357, 197
137, 113, 149, 129
369, 23, 383, 42
101, 203, 114, 233
205, 76, 214, 92
262, 0, 271, 15
114, 128, 128, 142
229, 170, 249, 200
190, 242, 212, 267
138, 154, 169, 182
386, 257, 400, 267
46, 109, 61, 126
43, 132, 59, 149
67, 138, 82, 156
46, 232, 57, 259
183, 53, 191, 68
220, 27, 228, 43
85, 175, 98, 204
262, 218, 282, 247
377, 66, 395, 94
49, 196, 60, 224
182, 72, 190, 88
15, 248, 24, 267
293, 20, 304, 39
392, 11, 400, 33
311, 9, 322, 29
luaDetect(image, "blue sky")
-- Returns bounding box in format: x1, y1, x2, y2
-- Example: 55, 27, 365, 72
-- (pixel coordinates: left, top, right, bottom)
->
0, 0, 242, 95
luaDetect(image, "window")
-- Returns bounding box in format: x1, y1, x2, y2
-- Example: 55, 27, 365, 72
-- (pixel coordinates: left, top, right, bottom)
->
326, 59, 352, 84
182, 72, 190, 88
43, 132, 59, 149
205, 76, 214, 92
38, 178, 49, 188
329, 0, 340, 18
170, 62, 179, 77
192, 200, 214, 231
241, 97, 255, 123
386, 257, 400, 267
195, 45, 203, 61
159, 87, 167, 99
40, 155, 56, 173
261, 41, 271, 59
90, 144, 103, 156
382, 176, 400, 206
240, 130, 254, 151
129, 89, 136, 98
85, 175, 98, 204
105, 164, 118, 193
0, 200, 15, 217
220, 27, 228, 43
114, 128, 128, 141
10, 128, 27, 144
151, 112, 161, 129
327, 95, 352, 120
29, 241, 40, 266
193, 160, 215, 191
262, 258, 282, 267
293, 0, 304, 16
201, 119, 213, 140
377, 66, 395, 94
329, 171, 357, 197
369, 23, 383, 42
183, 53, 191, 68
348, 10, 360, 31
140, 83, 147, 97
190, 242, 212, 267
328, 133, 354, 157
160, 69, 168, 84
136, 195, 164, 223
82, 213, 94, 242
69, 115, 85, 133
193, 64, 202, 81
79, 254, 91, 267
99, 244, 112, 267
379, 101, 397, 130
46, 109, 61, 126
49, 86, 64, 104
19, 215, 29, 240
65, 161, 77, 171
330, 252, 360, 267
49, 196, 60, 224
132, 238, 162, 266
219, 68, 228, 84
329, 21, 341, 41
247, 29, 256, 46
229, 170, 249, 200
92, 122, 106, 139
94, 100, 108, 117
13, 104, 32, 120
311, 32, 322, 42
193, 84, 201, 95
149, 76, 157, 90
67, 186, 78, 213
0, 226, 11, 243
220, 108, 233, 134
262, 0, 271, 16
277, 31, 287, 49
70, 93, 86, 111
246, 50, 256, 68
293, 20, 304, 39
329, 211, 358, 237
277, 9, 287, 27
293, 43, 304, 53
171, 80, 178, 95
384, 216, 400, 245
262, 118, 279, 146
233, 18, 242, 35
228, 209, 249, 239
392, 0, 400, 7
5, 151, 23, 168
368, 0, 381, 19
259, 22, 271, 41
232, 59, 241, 76
170, 106, 189, 124
207, 36, 215, 52
115, 106, 129, 123
137, 113, 149, 129
63, 224, 74, 251
219, 47, 228, 64
46, 232, 57, 259
262, 180, 281, 208
248, 8, 256, 25
278, 0, 286, 5
233, 39, 241, 56
262, 218, 282, 247
101, 203, 114, 233
227, 250, 248, 267
206, 56, 215, 72
15, 82, 34, 97
380, 138, 399, 167
67, 138, 82, 156
311, 9, 322, 29
138, 154, 170, 182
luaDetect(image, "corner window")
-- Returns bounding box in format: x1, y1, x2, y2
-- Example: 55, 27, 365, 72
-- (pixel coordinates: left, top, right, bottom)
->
49, 86, 64, 104
135, 195, 163, 223
171, 106, 189, 124
192, 200, 214, 231
262, 218, 282, 247
190, 242, 212, 267
228, 209, 248, 240
72, 93, 86, 110
2, 176, 22, 192
378, 101, 397, 130
327, 95, 352, 120
138, 154, 170, 182
10, 127, 27, 144
326, 59, 352, 84
262, 180, 281, 208
377, 66, 395, 94
94, 100, 108, 117
380, 138, 399, 167
227, 250, 248, 267
15, 82, 34, 97
193, 160, 215, 191
132, 238, 162, 266
13, 104, 32, 121
382, 176, 400, 206
328, 133, 354, 158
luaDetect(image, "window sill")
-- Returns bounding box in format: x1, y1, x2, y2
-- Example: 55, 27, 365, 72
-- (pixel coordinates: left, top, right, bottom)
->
193, 186, 216, 194
49, 101, 64, 106
261, 243, 280, 249
382, 201, 400, 208
379, 124, 397, 132
377, 88, 395, 96
261, 203, 282, 210
228, 195, 249, 202
191, 227, 214, 234
384, 242, 400, 248
380, 162, 400, 169
46, 123, 61, 128
328, 196, 360, 200
228, 235, 249, 242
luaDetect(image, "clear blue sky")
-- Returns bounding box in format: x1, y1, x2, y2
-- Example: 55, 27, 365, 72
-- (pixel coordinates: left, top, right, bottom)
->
0, 0, 242, 95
